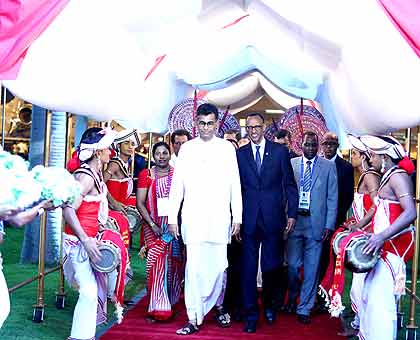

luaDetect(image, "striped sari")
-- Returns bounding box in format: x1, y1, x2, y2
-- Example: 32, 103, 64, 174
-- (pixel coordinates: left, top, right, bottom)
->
139, 167, 184, 320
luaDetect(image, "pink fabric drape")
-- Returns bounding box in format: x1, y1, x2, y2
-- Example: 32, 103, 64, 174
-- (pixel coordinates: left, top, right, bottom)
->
378, 0, 420, 58
0, 0, 69, 79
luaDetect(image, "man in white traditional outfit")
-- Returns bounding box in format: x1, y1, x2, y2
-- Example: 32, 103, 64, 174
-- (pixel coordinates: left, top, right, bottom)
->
168, 103, 242, 335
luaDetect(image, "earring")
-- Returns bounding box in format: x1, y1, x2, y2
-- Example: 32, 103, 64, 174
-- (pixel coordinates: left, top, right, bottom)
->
381, 159, 386, 173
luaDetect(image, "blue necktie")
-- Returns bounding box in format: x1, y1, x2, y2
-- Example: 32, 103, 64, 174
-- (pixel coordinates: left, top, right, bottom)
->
302, 160, 312, 191
255, 145, 262, 174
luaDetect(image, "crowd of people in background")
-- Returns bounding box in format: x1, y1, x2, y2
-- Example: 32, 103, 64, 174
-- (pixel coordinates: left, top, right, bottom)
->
0, 103, 417, 340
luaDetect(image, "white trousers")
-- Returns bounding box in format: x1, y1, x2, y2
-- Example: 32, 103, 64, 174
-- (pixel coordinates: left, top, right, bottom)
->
357, 253, 401, 340
64, 236, 98, 340
0, 254, 10, 329
185, 243, 227, 325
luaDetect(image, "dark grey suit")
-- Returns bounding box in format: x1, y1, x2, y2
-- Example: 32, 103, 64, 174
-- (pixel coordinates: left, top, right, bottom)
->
287, 156, 338, 316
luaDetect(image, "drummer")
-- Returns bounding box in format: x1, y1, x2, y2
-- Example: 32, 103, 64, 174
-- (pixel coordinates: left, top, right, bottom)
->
104, 129, 140, 208
354, 135, 416, 340
342, 135, 381, 334
104, 129, 141, 248
63, 127, 125, 340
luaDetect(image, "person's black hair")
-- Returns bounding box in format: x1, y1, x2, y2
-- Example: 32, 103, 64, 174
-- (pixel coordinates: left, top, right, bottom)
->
246, 112, 265, 123
302, 130, 319, 143
224, 129, 241, 141
152, 141, 170, 157
171, 129, 192, 145
274, 129, 291, 140
196, 103, 219, 120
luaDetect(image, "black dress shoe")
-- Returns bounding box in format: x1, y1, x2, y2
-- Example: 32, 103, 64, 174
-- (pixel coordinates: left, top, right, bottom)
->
285, 302, 297, 314
232, 308, 243, 322
243, 320, 257, 333
264, 309, 276, 324
297, 313, 311, 324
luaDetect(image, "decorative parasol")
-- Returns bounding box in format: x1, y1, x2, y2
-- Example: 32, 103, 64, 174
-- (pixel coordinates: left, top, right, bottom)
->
264, 104, 327, 156
168, 98, 240, 138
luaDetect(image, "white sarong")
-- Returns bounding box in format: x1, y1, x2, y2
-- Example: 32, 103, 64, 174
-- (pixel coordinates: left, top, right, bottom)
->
185, 242, 227, 325
358, 253, 402, 340
63, 234, 107, 340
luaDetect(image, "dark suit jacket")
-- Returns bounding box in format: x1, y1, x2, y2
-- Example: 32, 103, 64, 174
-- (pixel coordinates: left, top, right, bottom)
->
335, 155, 354, 226
237, 140, 298, 234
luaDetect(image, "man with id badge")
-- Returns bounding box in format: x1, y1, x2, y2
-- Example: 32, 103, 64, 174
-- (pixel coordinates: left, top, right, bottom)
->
288, 131, 338, 324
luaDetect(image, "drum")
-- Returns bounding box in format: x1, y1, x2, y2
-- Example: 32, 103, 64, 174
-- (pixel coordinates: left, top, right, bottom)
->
332, 230, 351, 256
126, 206, 142, 232
345, 236, 380, 273
104, 218, 120, 232
91, 238, 121, 273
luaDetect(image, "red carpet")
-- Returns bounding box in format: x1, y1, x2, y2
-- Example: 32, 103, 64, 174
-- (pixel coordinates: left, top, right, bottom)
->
101, 296, 344, 340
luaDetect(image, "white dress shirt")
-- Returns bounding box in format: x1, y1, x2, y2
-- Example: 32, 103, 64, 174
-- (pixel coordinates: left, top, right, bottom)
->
169, 153, 178, 168
327, 154, 338, 162
250, 137, 266, 163
168, 136, 242, 245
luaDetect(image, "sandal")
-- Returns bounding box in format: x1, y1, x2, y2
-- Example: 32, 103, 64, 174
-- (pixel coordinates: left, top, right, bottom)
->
214, 308, 231, 328
176, 322, 199, 335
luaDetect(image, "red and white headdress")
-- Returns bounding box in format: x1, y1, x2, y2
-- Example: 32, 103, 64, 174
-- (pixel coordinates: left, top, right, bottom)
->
359, 135, 414, 174
113, 129, 140, 148
78, 128, 117, 162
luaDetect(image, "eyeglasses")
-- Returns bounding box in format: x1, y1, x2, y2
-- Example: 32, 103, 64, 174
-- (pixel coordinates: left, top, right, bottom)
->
198, 121, 216, 128
245, 125, 263, 131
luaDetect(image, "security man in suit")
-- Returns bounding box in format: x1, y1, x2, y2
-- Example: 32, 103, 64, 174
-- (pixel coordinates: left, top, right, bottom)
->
288, 131, 338, 324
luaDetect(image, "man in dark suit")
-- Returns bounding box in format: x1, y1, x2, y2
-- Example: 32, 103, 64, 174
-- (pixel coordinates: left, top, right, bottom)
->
321, 132, 354, 226
237, 113, 298, 333
318, 132, 354, 287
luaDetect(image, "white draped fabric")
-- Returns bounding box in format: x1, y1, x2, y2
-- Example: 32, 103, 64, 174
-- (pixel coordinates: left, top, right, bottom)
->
2, 0, 420, 137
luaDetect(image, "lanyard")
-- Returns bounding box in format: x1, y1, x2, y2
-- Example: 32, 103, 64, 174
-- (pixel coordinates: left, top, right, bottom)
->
300, 156, 317, 188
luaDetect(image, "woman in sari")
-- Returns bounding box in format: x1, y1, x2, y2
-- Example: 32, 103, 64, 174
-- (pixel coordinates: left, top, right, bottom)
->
137, 141, 184, 320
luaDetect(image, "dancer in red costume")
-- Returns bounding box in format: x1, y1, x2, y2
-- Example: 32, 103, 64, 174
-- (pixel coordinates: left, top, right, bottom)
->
318, 135, 380, 323
104, 129, 140, 249
137, 142, 184, 321
353, 135, 416, 340
342, 135, 380, 335
63, 127, 128, 340
105, 129, 140, 208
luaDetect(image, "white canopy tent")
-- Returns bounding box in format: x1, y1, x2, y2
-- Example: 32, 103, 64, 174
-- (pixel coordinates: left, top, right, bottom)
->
1, 0, 419, 140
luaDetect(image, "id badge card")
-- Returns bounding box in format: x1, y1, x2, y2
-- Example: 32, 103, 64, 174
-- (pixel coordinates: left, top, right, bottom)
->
298, 191, 311, 210
157, 197, 170, 217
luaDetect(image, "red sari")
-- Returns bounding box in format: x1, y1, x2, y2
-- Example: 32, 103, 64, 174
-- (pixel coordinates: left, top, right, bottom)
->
138, 167, 184, 320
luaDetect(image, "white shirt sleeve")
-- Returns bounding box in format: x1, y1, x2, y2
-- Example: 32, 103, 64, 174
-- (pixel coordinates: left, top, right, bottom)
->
229, 146, 242, 224
168, 148, 185, 225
